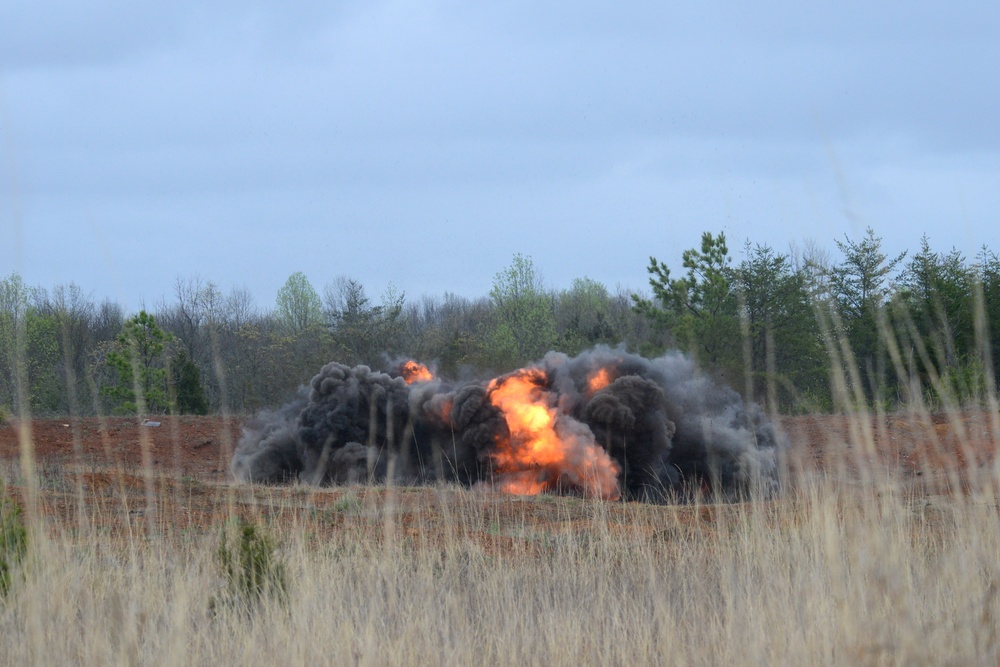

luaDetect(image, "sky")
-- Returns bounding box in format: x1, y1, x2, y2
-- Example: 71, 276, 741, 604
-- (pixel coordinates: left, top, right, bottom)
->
2, 1, 998, 311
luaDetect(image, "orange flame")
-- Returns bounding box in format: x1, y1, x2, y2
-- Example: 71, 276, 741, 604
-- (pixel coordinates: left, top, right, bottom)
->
588, 367, 612, 392
487, 368, 620, 500
400, 360, 434, 384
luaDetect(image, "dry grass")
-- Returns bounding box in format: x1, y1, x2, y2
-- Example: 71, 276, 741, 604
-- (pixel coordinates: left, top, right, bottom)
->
0, 460, 998, 665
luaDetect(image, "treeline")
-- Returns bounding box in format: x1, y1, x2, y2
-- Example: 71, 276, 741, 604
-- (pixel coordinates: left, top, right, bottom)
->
1, 228, 998, 418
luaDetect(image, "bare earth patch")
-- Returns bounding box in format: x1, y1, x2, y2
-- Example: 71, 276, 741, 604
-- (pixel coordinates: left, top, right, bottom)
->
0, 412, 996, 541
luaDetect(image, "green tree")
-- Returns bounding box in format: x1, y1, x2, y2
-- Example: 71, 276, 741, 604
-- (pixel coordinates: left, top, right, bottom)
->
276, 272, 323, 333
895, 237, 977, 402
211, 519, 288, 616
0, 273, 31, 415
554, 277, 616, 354
0, 274, 64, 415
732, 243, 828, 410
24, 308, 61, 415
487, 254, 557, 369
633, 232, 739, 370
170, 350, 209, 415
103, 311, 172, 414
48, 283, 98, 416
979, 248, 1000, 390
324, 278, 406, 366
829, 227, 906, 400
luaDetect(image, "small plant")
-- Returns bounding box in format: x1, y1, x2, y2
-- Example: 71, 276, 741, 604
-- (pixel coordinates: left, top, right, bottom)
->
0, 486, 27, 597
332, 492, 362, 514
211, 518, 288, 615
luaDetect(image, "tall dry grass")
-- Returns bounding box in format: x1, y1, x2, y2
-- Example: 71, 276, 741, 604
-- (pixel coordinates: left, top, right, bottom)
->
0, 470, 997, 665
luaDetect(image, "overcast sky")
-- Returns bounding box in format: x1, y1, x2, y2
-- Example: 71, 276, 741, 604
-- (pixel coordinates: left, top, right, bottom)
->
2, 1, 998, 310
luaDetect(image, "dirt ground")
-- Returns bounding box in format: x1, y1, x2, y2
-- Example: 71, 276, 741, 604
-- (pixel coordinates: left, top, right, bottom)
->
0, 415, 242, 482
0, 411, 997, 540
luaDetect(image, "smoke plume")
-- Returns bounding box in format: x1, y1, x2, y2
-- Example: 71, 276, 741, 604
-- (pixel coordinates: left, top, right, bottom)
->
232, 347, 784, 501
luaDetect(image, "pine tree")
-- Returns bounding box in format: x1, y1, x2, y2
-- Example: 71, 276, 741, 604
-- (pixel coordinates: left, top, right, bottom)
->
103, 311, 172, 414
633, 232, 739, 371
171, 350, 209, 415
829, 227, 906, 400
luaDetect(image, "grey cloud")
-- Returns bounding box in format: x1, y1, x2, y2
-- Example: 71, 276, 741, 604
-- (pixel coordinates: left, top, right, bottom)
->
2, 0, 997, 310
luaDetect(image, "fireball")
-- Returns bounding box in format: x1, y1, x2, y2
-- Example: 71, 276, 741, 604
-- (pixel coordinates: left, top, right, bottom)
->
487, 368, 621, 500
400, 360, 434, 384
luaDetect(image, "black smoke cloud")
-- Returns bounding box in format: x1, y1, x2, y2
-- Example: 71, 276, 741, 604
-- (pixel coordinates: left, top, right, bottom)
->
232, 347, 784, 500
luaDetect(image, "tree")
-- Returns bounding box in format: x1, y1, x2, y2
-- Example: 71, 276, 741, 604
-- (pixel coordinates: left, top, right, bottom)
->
160, 275, 222, 361
399, 292, 494, 376
829, 227, 906, 399
170, 350, 209, 415
894, 237, 978, 402
732, 243, 827, 410
554, 277, 616, 354
223, 312, 296, 412
48, 283, 97, 415
791, 239, 835, 304
324, 278, 406, 366
275, 272, 323, 333
23, 307, 61, 415
978, 248, 1000, 390
487, 254, 557, 369
0, 274, 64, 415
633, 232, 739, 370
103, 311, 172, 414
0, 273, 31, 414
92, 299, 125, 344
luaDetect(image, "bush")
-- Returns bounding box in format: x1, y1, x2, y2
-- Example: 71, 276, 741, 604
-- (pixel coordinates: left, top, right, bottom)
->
211, 519, 288, 615
0, 487, 27, 597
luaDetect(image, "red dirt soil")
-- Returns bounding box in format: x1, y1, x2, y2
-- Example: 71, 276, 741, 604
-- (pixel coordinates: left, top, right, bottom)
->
0, 416, 241, 482
0, 412, 997, 539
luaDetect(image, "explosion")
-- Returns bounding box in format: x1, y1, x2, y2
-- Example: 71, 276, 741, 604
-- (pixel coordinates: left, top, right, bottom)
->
232, 347, 783, 502
487, 369, 621, 500
588, 367, 613, 392
399, 360, 434, 384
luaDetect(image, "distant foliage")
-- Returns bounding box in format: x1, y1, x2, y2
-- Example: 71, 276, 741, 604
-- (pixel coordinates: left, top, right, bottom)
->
2, 230, 999, 416
979, 248, 1000, 388
633, 228, 1000, 413
889, 238, 993, 408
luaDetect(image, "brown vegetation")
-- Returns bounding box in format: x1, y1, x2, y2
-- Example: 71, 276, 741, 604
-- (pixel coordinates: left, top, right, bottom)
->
0, 413, 997, 664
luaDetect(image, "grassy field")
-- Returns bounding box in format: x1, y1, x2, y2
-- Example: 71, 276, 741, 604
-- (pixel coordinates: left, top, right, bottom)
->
0, 432, 998, 665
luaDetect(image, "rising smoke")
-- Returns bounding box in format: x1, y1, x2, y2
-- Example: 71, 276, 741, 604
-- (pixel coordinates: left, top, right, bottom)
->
232, 347, 784, 501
